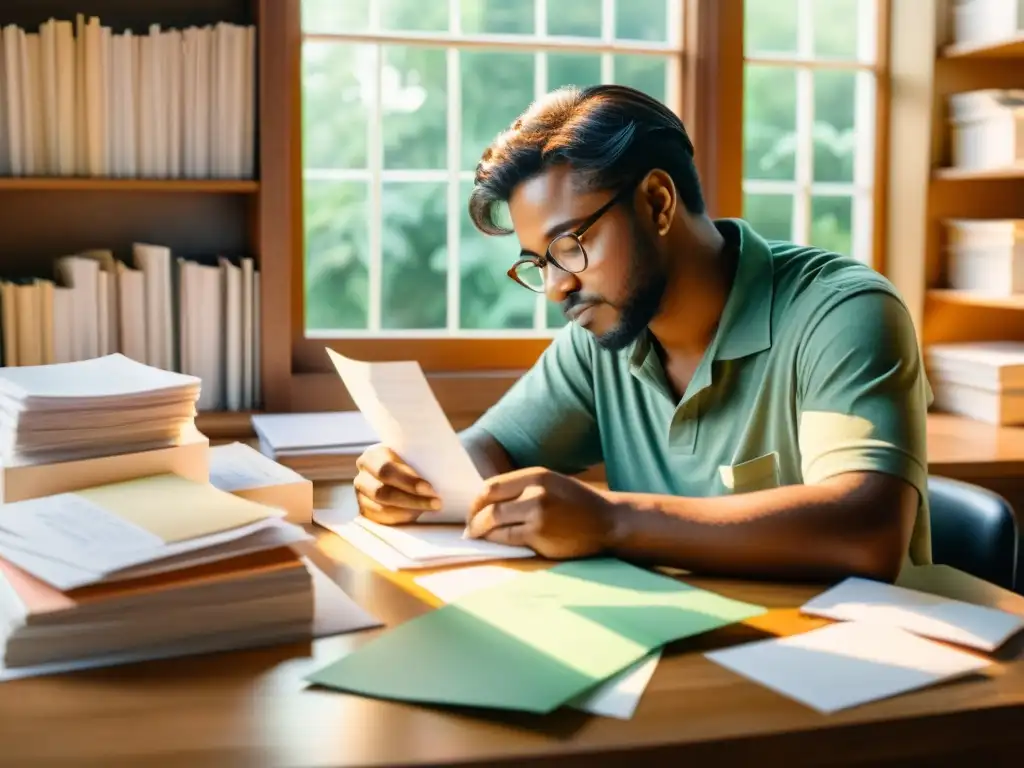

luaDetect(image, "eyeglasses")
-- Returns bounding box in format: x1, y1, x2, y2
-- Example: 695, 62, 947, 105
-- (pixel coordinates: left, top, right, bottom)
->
507, 185, 633, 293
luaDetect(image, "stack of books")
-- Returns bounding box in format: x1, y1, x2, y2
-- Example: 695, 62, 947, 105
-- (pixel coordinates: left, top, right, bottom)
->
0, 242, 261, 413
251, 412, 378, 481
0, 15, 255, 179
926, 341, 1024, 424
0, 355, 379, 679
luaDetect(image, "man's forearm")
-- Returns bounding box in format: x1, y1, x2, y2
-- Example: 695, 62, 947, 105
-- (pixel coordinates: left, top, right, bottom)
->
603, 473, 916, 582
460, 426, 518, 479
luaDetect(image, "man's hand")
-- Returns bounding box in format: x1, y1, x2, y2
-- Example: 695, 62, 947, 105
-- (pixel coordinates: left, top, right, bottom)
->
465, 467, 618, 559
353, 444, 441, 525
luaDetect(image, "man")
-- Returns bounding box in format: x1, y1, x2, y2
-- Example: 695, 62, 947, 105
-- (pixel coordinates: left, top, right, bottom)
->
354, 84, 931, 583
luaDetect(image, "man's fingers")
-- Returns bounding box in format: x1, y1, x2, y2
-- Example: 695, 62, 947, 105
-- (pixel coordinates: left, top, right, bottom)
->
356, 444, 437, 498
356, 492, 422, 525
470, 467, 547, 514
353, 471, 441, 512
480, 523, 531, 548
465, 496, 533, 539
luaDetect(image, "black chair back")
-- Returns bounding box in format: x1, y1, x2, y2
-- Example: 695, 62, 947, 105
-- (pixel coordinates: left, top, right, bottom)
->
928, 475, 1019, 592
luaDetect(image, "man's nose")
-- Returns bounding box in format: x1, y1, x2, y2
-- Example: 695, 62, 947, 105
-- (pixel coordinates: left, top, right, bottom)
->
544, 261, 581, 304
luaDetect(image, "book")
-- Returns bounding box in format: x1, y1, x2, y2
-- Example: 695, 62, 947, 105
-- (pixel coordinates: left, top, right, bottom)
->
209, 441, 313, 524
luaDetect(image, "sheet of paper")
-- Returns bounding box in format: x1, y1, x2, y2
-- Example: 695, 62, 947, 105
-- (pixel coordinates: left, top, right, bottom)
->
801, 576, 1024, 652
0, 516, 304, 591
415, 565, 660, 720
74, 473, 284, 542
354, 515, 534, 563
209, 441, 306, 492
306, 558, 765, 714
251, 411, 378, 451
705, 621, 991, 714
326, 349, 484, 524
314, 508, 529, 571
0, 562, 382, 682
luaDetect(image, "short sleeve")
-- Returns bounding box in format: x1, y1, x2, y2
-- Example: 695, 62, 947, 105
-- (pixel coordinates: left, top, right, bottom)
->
796, 288, 932, 564
472, 323, 602, 474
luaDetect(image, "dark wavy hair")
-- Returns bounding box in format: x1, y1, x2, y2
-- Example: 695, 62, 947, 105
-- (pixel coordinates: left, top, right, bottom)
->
468, 84, 705, 236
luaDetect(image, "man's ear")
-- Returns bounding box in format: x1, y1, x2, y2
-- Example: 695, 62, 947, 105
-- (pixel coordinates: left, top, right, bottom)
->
640, 169, 677, 236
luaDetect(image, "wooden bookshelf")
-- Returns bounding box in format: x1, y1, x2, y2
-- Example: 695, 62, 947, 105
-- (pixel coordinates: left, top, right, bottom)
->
0, 0, 270, 420
888, 0, 1024, 351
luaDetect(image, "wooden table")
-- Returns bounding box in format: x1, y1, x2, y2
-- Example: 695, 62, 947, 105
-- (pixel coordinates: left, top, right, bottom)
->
1, 515, 1024, 766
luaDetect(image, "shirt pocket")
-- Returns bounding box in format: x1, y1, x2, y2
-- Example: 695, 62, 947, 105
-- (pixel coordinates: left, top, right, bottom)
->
718, 452, 781, 494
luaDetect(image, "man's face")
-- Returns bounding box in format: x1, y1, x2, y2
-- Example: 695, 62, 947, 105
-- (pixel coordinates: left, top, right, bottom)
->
507, 166, 667, 350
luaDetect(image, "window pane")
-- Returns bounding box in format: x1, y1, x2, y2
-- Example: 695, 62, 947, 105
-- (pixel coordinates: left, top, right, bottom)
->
381, 182, 448, 330
812, 0, 861, 59
743, 65, 797, 181
743, 193, 793, 241
459, 181, 536, 330
302, 0, 369, 32
381, 0, 449, 32
305, 181, 370, 331
382, 46, 447, 170
461, 51, 535, 171
548, 53, 601, 90
616, 0, 668, 42
744, 0, 798, 55
547, 296, 568, 329
614, 56, 667, 102
461, 0, 533, 34
813, 70, 856, 183
302, 43, 371, 170
810, 195, 853, 256
548, 1, 602, 37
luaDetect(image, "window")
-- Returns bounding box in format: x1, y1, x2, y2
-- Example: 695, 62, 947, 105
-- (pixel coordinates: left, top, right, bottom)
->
298, 0, 684, 370
742, 0, 882, 264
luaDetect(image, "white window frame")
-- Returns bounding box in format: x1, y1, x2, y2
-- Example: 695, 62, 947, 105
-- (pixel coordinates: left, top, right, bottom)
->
742, 0, 880, 264
301, 0, 685, 338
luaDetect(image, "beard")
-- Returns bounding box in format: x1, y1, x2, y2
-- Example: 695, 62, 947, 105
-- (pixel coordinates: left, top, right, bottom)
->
593, 228, 668, 352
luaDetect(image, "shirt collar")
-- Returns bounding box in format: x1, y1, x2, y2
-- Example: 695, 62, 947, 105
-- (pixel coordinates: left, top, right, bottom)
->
712, 218, 774, 361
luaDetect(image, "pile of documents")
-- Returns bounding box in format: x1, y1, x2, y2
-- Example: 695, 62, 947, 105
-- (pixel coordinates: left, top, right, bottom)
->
306, 558, 767, 714
251, 411, 378, 481
0, 473, 380, 678
0, 354, 202, 465
926, 341, 1024, 425
304, 556, 1024, 718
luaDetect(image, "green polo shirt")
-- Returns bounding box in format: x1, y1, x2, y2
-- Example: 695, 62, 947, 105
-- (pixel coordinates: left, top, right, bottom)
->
473, 218, 933, 566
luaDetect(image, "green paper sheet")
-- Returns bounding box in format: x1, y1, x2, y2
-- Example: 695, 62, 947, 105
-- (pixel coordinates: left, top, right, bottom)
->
306, 558, 766, 714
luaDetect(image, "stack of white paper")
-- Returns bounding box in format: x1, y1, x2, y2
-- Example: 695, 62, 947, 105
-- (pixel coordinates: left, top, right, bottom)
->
251, 411, 378, 482
313, 491, 536, 571
705, 576, 1024, 713
0, 354, 201, 466
0, 473, 331, 672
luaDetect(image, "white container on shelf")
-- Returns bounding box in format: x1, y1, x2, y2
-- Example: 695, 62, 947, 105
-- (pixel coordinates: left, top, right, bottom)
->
945, 219, 1024, 295
952, 0, 1024, 45
947, 89, 1024, 170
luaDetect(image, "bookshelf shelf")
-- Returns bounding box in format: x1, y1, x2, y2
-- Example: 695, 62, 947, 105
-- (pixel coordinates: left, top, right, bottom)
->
932, 166, 1024, 181
927, 289, 1024, 310
0, 178, 259, 193
942, 33, 1024, 59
